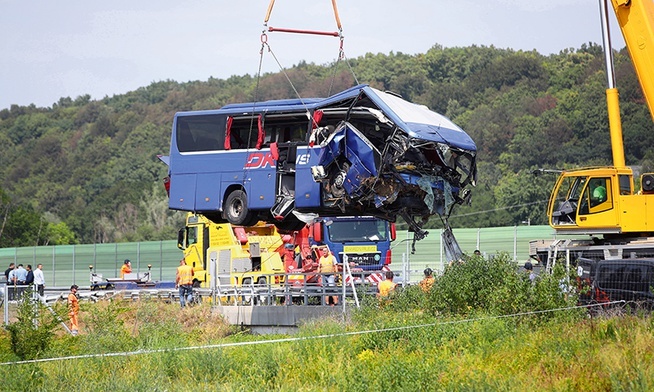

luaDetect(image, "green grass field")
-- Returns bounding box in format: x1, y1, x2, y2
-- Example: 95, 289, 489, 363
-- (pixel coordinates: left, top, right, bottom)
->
2, 255, 653, 392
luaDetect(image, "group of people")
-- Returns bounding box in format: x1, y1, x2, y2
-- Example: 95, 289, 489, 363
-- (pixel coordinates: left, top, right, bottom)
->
316, 245, 400, 306
4, 262, 46, 300
282, 244, 400, 306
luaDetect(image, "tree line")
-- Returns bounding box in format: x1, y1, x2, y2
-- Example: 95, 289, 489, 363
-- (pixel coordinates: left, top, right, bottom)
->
1, 42, 653, 246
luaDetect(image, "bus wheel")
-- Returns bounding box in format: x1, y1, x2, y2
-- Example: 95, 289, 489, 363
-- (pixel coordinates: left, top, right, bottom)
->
225, 190, 256, 225
203, 212, 227, 224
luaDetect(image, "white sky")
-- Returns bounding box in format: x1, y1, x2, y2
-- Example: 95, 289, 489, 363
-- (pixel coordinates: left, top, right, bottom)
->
0, 0, 625, 110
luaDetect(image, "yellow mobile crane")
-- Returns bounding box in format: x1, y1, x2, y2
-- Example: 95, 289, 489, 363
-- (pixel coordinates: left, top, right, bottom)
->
533, 0, 654, 266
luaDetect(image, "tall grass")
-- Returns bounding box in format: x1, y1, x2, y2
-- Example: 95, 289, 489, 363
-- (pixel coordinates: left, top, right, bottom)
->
2, 254, 653, 391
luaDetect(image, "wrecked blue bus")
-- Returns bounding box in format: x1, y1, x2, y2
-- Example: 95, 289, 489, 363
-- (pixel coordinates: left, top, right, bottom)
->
164, 84, 477, 237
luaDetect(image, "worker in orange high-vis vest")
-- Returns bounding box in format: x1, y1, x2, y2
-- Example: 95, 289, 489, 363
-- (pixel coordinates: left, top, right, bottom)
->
175, 258, 194, 308
120, 259, 132, 279
68, 284, 80, 335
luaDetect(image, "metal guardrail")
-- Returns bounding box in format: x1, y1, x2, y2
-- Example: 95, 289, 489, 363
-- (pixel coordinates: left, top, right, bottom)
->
2, 270, 391, 324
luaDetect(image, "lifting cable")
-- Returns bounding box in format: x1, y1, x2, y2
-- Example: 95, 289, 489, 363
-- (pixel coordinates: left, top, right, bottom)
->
240, 0, 353, 188
255, 0, 358, 118
239, 0, 360, 204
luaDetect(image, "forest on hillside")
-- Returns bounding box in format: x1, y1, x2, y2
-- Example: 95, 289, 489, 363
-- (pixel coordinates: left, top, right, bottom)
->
1, 43, 653, 247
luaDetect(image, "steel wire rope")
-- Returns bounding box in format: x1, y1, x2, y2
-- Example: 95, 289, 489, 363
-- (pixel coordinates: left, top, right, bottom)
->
235, 36, 269, 195
254, 1, 359, 218
0, 300, 626, 367
258, 39, 350, 213
326, 35, 360, 97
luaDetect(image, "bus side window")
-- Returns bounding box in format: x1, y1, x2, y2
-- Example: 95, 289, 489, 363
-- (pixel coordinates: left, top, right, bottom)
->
264, 127, 277, 146
177, 121, 197, 152
291, 126, 307, 142
281, 127, 292, 143
230, 129, 246, 149
280, 126, 306, 143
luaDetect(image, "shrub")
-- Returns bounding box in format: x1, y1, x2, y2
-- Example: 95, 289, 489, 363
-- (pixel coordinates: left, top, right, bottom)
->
6, 293, 63, 360
424, 253, 581, 321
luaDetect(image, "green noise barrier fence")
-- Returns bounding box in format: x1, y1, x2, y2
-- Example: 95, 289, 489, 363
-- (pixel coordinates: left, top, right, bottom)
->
0, 226, 557, 287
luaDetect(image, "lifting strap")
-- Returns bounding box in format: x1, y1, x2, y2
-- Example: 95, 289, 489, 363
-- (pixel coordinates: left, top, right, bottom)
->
264, 0, 342, 35
256, 0, 357, 105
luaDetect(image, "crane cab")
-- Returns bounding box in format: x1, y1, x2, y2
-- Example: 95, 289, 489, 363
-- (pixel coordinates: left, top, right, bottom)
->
548, 167, 654, 236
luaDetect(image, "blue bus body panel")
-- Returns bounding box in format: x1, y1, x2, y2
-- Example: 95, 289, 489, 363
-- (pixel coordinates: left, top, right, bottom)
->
195, 173, 222, 211
169, 174, 198, 211
294, 147, 322, 208
246, 162, 276, 209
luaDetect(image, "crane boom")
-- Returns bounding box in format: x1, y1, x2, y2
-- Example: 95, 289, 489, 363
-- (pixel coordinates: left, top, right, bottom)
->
611, 0, 654, 122
600, 0, 626, 168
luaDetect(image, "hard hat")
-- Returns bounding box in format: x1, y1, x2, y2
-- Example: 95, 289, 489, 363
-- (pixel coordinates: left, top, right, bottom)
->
424, 268, 433, 276
524, 262, 533, 271
124, 259, 131, 264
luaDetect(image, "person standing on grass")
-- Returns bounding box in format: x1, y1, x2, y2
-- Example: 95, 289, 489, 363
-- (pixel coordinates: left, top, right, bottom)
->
524, 262, 537, 283
175, 258, 194, 308
4, 262, 14, 282
33, 264, 45, 298
68, 285, 80, 336
5, 262, 15, 300
12, 264, 28, 299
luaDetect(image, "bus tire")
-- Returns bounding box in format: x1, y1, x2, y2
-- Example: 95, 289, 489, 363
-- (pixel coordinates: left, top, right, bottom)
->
224, 190, 256, 225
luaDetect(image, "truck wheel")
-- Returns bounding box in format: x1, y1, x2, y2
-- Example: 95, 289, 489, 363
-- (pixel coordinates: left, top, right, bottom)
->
225, 190, 256, 225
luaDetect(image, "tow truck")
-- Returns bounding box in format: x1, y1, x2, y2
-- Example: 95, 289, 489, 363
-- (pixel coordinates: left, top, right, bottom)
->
178, 213, 394, 288
178, 214, 287, 288
531, 0, 654, 304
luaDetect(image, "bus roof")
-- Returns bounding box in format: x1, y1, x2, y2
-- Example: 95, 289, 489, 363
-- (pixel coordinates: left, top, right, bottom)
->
174, 84, 475, 152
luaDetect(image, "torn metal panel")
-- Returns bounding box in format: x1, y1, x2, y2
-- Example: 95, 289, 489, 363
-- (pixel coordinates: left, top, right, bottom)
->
311, 87, 475, 224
